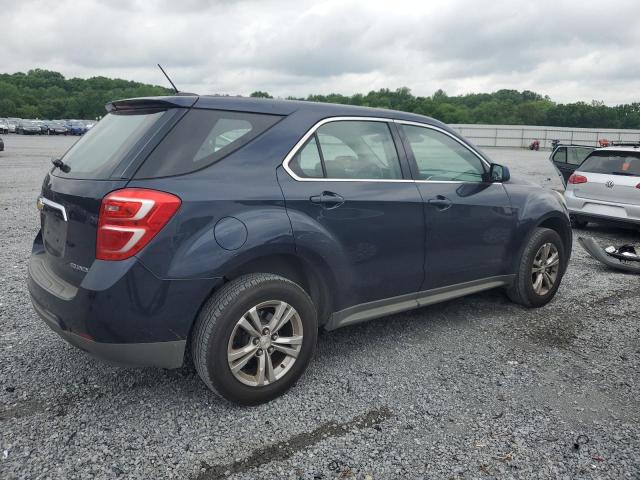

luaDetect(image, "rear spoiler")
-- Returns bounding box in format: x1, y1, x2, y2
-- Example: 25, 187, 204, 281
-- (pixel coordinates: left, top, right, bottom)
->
106, 95, 198, 112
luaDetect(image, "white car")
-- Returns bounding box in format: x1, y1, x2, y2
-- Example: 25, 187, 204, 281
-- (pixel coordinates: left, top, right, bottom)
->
565, 145, 640, 228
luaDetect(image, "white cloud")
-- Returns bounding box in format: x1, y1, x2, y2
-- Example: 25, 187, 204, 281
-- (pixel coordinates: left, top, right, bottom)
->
0, 0, 639, 104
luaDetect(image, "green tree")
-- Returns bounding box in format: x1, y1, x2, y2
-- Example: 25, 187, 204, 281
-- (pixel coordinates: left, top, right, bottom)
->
250, 91, 273, 98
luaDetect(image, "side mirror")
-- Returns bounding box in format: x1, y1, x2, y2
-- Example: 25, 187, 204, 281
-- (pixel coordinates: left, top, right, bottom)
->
489, 163, 510, 182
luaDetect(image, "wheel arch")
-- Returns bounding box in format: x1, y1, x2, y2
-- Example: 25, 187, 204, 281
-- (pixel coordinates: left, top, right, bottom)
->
537, 214, 572, 257
512, 212, 572, 275
223, 253, 333, 324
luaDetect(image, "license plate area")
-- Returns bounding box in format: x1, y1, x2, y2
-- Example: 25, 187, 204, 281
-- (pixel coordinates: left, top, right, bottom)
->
42, 210, 68, 257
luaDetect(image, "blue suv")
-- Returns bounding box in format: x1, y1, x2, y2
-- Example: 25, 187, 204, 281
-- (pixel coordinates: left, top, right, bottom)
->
28, 95, 571, 404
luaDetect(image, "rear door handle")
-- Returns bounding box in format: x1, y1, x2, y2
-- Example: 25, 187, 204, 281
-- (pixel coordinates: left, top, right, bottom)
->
310, 191, 344, 209
427, 195, 452, 211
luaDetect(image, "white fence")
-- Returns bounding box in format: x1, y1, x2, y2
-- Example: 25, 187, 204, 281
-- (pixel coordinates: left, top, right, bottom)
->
449, 124, 640, 150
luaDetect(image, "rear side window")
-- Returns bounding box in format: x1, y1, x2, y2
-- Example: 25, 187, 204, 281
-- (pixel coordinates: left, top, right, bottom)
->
567, 147, 593, 166
579, 151, 640, 176
56, 110, 168, 180
289, 136, 324, 178
288, 120, 403, 180
135, 109, 282, 178
552, 148, 567, 163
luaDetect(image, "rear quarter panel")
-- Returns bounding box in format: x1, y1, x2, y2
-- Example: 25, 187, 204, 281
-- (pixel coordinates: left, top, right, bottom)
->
126, 112, 319, 281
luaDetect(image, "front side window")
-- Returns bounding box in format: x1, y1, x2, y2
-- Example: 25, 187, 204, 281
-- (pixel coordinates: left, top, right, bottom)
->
402, 125, 486, 182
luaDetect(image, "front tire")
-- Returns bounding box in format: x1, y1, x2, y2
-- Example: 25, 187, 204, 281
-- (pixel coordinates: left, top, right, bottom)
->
192, 273, 317, 405
507, 227, 566, 308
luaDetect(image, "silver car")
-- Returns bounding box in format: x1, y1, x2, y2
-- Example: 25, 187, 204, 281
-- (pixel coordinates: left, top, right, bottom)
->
565, 146, 640, 228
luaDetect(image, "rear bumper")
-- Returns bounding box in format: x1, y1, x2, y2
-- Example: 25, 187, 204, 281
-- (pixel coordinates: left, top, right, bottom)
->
569, 210, 640, 227
32, 296, 186, 368
28, 243, 222, 368
566, 190, 640, 225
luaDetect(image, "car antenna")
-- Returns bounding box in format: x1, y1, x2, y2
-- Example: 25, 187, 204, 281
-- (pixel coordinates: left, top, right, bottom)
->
157, 64, 179, 94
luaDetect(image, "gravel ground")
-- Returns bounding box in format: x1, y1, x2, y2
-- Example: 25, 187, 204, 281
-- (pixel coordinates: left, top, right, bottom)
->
0, 135, 638, 480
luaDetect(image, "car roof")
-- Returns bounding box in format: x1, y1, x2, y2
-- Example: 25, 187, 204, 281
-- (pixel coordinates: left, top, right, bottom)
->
107, 94, 449, 129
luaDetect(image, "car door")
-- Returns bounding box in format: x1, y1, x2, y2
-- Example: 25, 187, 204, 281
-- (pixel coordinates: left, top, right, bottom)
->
397, 122, 516, 291
566, 146, 595, 176
550, 146, 595, 186
278, 118, 425, 313
550, 146, 572, 185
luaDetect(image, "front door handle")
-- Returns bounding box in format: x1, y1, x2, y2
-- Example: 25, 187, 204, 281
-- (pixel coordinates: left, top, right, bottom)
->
310, 191, 345, 209
427, 195, 452, 211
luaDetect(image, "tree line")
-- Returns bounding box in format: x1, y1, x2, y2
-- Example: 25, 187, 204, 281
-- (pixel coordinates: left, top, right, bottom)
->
0, 69, 170, 120
252, 88, 640, 129
1, 69, 638, 128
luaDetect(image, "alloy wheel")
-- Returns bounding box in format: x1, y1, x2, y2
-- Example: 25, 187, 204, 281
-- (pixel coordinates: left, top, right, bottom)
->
227, 300, 303, 387
531, 242, 560, 296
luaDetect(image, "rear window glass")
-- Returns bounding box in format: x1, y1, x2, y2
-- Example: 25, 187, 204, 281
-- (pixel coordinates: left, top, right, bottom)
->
579, 151, 640, 176
135, 109, 282, 178
55, 109, 168, 179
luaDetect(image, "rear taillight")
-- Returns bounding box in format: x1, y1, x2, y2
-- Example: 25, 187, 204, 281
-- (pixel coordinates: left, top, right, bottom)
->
96, 188, 181, 261
568, 174, 588, 184
636, 183, 640, 189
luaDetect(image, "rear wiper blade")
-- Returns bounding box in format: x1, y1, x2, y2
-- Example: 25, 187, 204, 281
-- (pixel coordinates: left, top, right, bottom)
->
611, 171, 637, 176
51, 158, 70, 173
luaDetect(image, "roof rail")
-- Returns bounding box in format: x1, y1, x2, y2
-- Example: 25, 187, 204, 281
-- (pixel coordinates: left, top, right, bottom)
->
609, 141, 640, 147
552, 142, 597, 148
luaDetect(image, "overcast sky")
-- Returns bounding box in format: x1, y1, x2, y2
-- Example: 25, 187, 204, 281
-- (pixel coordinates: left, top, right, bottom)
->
2, 0, 639, 105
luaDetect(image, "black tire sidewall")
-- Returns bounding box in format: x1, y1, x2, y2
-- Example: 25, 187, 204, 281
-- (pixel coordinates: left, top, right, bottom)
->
520, 229, 565, 307
204, 278, 317, 405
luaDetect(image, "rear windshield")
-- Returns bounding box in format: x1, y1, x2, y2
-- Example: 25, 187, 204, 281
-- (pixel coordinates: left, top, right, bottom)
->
55, 109, 168, 179
134, 109, 282, 178
580, 151, 640, 177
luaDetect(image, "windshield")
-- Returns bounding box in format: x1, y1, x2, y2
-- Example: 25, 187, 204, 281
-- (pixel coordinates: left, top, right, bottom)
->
579, 151, 640, 177
55, 109, 169, 179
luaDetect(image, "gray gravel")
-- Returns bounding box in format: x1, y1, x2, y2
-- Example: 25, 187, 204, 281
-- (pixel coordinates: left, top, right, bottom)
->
1, 135, 638, 479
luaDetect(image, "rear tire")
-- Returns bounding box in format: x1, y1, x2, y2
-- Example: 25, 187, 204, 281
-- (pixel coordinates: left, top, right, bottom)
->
192, 273, 317, 405
507, 227, 566, 308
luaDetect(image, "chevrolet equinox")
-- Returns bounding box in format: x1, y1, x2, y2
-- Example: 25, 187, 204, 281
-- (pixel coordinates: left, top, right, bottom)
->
28, 95, 572, 404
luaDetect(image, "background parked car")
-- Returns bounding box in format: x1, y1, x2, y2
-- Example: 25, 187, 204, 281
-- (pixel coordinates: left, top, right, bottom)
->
16, 120, 42, 135
549, 144, 596, 185
7, 119, 18, 133
0, 119, 8, 134
565, 145, 640, 229
66, 120, 87, 135
0, 136, 4, 151
47, 120, 69, 135
33, 120, 48, 135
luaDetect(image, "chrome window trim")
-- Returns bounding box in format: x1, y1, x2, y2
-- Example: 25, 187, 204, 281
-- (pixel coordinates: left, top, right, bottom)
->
281, 116, 413, 183
282, 116, 493, 183
37, 197, 68, 222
